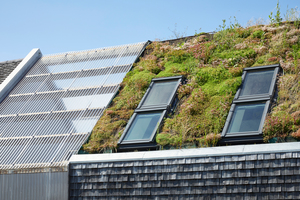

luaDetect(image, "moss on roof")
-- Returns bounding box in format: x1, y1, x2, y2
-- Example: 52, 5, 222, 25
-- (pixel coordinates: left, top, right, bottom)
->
82, 22, 300, 153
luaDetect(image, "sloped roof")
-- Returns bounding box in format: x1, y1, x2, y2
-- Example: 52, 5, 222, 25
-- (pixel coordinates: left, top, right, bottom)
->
0, 59, 22, 84
0, 42, 147, 170
82, 23, 300, 153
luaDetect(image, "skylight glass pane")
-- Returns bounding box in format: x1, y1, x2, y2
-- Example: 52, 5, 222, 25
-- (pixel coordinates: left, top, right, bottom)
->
123, 111, 163, 141
142, 80, 178, 106
227, 102, 265, 133
240, 69, 274, 96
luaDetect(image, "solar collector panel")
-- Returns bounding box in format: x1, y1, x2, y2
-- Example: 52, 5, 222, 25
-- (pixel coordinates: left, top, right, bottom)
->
0, 42, 147, 169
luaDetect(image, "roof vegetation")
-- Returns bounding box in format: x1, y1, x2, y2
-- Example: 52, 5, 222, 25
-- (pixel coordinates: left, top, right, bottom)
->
82, 7, 300, 153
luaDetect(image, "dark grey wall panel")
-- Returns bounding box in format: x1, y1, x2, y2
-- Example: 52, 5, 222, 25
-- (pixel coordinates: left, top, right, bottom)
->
0, 171, 68, 200
69, 143, 300, 199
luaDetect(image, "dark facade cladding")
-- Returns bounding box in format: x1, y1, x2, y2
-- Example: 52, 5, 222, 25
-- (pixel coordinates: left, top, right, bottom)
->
69, 143, 300, 200
0, 59, 22, 84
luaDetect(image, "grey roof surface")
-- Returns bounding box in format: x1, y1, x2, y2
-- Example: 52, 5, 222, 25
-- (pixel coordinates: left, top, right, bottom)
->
0, 59, 22, 85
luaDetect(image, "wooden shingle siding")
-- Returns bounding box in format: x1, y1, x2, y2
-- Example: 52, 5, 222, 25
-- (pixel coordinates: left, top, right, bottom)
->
69, 150, 300, 199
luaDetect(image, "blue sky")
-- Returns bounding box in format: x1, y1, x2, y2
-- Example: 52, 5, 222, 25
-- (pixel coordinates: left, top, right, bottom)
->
0, 0, 299, 61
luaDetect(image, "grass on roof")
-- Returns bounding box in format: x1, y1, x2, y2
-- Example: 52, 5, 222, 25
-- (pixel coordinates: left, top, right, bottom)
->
82, 22, 300, 153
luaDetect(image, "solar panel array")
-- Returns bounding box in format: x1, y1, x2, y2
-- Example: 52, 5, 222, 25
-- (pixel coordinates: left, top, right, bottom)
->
0, 42, 147, 170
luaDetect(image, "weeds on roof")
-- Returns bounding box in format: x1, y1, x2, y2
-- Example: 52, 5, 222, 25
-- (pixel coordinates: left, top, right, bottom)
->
82, 4, 300, 153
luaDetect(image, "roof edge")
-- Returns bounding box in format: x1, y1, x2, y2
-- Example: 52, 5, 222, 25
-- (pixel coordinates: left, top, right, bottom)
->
0, 48, 42, 103
70, 142, 300, 163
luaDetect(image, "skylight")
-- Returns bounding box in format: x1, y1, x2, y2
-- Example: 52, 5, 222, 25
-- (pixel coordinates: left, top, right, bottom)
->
118, 76, 182, 150
221, 64, 281, 143
123, 111, 164, 141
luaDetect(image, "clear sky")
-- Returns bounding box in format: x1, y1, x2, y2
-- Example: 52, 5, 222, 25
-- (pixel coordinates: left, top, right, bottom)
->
0, 0, 299, 61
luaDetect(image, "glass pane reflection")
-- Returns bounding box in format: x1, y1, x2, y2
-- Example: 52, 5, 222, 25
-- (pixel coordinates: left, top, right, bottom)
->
50, 61, 90, 73
124, 111, 162, 141
71, 118, 99, 133
37, 78, 75, 92
240, 69, 274, 96
60, 94, 114, 110
227, 102, 265, 133
69, 73, 126, 89
142, 80, 178, 106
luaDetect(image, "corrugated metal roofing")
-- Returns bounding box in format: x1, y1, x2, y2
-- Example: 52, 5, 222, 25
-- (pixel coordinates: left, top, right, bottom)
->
0, 42, 147, 170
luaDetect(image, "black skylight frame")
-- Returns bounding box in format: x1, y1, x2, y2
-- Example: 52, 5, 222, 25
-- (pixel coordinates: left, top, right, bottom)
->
137, 76, 182, 110
234, 64, 280, 101
118, 76, 183, 150
118, 109, 166, 145
221, 64, 282, 144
